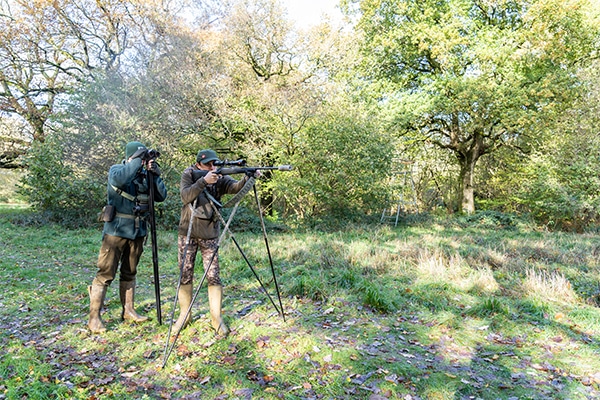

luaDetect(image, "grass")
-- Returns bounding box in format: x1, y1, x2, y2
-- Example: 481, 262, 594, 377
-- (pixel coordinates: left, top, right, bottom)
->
2, 207, 600, 399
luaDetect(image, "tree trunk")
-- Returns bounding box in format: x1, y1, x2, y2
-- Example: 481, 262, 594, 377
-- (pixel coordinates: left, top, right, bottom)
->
27, 111, 47, 143
456, 132, 484, 214
459, 160, 475, 214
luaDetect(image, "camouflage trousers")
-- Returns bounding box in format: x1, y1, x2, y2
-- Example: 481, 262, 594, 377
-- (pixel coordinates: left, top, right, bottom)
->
177, 235, 221, 286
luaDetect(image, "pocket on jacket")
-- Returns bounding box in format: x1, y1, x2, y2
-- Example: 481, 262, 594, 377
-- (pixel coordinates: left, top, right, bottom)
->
194, 203, 214, 220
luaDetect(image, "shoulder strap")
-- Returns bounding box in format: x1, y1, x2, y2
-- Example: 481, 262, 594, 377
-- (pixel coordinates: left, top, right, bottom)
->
110, 184, 136, 202
202, 177, 255, 209
221, 176, 255, 208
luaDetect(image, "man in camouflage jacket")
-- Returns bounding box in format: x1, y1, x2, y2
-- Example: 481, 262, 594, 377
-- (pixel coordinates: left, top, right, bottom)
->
173, 149, 257, 337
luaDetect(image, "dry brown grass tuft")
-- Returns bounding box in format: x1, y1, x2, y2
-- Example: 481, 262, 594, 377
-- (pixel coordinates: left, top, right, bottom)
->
523, 267, 578, 304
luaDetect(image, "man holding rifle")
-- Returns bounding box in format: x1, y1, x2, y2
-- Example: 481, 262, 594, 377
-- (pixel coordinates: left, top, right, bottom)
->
87, 141, 168, 334
173, 149, 259, 337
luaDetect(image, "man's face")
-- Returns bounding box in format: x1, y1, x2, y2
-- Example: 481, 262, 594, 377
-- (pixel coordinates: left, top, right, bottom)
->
198, 161, 216, 171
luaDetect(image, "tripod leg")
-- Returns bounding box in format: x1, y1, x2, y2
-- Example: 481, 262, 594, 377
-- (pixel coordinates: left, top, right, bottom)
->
210, 201, 282, 316
163, 202, 197, 367
228, 235, 282, 315
253, 186, 285, 321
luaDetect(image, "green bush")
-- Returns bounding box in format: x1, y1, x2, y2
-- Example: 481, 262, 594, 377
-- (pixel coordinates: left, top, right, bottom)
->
18, 137, 104, 226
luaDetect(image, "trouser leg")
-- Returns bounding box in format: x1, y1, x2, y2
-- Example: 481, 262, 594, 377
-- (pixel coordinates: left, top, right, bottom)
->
117, 236, 147, 322
92, 234, 123, 287
88, 234, 121, 333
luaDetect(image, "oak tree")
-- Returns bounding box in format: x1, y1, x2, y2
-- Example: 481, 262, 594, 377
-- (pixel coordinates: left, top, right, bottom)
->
345, 0, 600, 213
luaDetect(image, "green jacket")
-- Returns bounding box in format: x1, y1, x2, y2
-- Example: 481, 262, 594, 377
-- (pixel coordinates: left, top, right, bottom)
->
103, 158, 168, 239
178, 165, 249, 240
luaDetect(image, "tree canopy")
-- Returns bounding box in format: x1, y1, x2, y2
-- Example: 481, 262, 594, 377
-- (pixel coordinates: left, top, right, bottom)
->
1, 0, 600, 229
345, 0, 600, 213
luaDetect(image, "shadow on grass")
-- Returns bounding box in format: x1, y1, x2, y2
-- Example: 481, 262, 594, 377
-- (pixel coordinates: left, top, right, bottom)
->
2, 214, 600, 399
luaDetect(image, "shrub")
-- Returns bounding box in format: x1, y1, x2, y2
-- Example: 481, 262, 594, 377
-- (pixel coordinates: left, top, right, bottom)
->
18, 138, 104, 226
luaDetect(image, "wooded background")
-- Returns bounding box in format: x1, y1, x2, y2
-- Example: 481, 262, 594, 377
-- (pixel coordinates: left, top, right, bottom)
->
1, 0, 599, 230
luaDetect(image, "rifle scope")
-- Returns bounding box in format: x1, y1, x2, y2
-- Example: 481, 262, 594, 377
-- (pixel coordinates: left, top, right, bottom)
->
214, 159, 246, 166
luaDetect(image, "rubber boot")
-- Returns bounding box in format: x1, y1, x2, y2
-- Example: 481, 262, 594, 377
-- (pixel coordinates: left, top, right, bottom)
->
88, 284, 107, 333
173, 284, 193, 333
120, 280, 149, 323
208, 285, 229, 337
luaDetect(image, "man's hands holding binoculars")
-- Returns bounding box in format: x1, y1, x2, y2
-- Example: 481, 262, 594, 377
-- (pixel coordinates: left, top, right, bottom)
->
130, 148, 161, 176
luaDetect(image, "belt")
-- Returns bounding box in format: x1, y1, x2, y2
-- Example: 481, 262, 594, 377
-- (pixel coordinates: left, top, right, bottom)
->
116, 212, 136, 219
115, 212, 143, 231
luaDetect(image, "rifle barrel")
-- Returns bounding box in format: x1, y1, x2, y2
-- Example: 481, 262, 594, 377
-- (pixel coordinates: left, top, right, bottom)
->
269, 165, 293, 171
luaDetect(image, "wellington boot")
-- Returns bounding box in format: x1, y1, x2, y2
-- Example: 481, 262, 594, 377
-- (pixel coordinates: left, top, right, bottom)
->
172, 284, 193, 334
88, 284, 107, 334
120, 280, 149, 323
208, 285, 229, 337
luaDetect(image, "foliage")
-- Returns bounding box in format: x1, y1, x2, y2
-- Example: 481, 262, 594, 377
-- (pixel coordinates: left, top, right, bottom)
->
18, 136, 105, 224
279, 100, 395, 220
3, 208, 600, 398
0, 169, 26, 204
3, 0, 600, 230
453, 210, 530, 230
475, 60, 600, 231
10, 0, 385, 225
0, 0, 186, 142
515, 152, 600, 231
346, 0, 600, 213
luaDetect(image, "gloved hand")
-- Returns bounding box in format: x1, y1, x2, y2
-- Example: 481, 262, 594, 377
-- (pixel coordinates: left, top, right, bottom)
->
146, 160, 161, 176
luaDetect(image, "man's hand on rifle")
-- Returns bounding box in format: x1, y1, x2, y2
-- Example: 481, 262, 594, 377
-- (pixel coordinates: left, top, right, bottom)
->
246, 169, 261, 178
204, 170, 219, 185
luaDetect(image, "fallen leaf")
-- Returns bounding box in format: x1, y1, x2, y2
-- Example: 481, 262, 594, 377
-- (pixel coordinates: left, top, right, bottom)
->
222, 355, 237, 365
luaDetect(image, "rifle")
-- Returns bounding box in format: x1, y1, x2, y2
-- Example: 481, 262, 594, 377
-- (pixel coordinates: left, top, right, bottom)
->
191, 164, 293, 182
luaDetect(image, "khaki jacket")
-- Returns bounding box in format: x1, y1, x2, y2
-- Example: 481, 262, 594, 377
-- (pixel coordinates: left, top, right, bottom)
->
178, 165, 249, 239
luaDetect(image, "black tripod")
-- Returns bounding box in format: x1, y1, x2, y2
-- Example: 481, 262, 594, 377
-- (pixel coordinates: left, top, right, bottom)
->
147, 169, 162, 325
162, 177, 284, 367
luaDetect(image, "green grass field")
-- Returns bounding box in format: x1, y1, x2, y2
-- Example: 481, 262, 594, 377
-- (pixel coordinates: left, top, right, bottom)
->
2, 207, 600, 399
